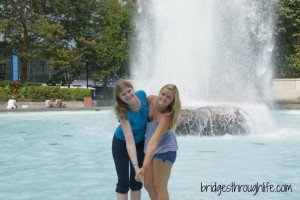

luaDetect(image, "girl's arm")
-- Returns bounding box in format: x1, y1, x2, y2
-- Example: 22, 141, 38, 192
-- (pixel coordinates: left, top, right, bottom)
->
141, 115, 171, 172
120, 119, 140, 173
147, 95, 156, 105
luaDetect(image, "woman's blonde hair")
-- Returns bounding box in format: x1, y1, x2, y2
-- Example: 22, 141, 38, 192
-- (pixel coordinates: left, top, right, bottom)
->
114, 78, 134, 119
160, 84, 181, 131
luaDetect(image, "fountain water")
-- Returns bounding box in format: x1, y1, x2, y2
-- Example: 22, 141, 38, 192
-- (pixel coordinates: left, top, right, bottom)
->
131, 0, 279, 135
0, 111, 299, 199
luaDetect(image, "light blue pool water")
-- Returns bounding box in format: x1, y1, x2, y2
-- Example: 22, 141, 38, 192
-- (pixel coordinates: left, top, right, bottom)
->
0, 109, 299, 200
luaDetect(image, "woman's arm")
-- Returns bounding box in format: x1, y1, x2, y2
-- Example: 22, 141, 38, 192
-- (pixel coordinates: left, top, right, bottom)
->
147, 95, 156, 105
120, 119, 140, 173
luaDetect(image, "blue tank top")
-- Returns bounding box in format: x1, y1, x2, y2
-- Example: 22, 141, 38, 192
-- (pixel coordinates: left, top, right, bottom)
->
114, 90, 149, 143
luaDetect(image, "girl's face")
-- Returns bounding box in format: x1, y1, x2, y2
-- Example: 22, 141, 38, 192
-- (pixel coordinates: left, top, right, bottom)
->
118, 86, 134, 104
158, 88, 174, 107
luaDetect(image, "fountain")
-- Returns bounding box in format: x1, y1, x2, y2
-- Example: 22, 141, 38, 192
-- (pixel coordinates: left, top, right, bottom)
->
131, 0, 279, 135
1, 2, 299, 199
177, 106, 250, 136
0, 110, 299, 199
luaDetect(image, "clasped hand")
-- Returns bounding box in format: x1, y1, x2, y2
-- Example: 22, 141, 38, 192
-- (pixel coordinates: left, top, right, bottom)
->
135, 168, 146, 182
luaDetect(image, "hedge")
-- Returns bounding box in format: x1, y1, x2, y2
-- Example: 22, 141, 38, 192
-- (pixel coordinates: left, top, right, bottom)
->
0, 85, 91, 102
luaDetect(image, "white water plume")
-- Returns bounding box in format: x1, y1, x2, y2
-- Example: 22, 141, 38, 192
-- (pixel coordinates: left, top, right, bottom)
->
131, 0, 278, 107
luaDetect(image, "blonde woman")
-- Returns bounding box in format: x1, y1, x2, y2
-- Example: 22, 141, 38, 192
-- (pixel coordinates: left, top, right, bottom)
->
137, 84, 181, 200
112, 78, 149, 200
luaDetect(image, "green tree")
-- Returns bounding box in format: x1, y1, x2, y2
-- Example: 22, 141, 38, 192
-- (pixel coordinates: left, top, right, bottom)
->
0, 0, 135, 82
43, 0, 101, 79
0, 0, 35, 81
275, 0, 300, 78
95, 0, 135, 82
0, 0, 100, 81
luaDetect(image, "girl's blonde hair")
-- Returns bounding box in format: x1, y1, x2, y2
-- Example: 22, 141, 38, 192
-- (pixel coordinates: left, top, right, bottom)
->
161, 84, 181, 131
114, 78, 134, 119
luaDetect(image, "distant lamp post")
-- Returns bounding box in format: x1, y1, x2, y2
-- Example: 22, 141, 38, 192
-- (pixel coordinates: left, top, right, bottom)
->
67, 64, 71, 88
0, 64, 5, 80
86, 58, 89, 89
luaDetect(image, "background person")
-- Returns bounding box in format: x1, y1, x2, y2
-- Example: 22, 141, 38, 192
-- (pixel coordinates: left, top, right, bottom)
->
6, 96, 17, 109
112, 78, 149, 200
45, 96, 53, 108
55, 96, 66, 108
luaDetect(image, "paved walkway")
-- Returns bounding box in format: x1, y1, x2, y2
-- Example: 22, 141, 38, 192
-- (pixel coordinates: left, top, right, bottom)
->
1, 100, 300, 112
0, 101, 112, 112
273, 99, 300, 109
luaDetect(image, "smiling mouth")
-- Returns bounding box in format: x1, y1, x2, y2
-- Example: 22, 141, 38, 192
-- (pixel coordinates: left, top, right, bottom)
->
159, 101, 167, 105
125, 96, 133, 101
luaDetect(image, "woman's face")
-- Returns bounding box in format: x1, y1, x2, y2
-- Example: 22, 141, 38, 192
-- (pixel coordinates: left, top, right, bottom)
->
158, 88, 174, 107
118, 86, 134, 104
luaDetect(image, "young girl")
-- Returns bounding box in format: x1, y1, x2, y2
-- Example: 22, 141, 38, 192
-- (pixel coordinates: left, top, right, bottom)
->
137, 84, 181, 200
112, 78, 149, 200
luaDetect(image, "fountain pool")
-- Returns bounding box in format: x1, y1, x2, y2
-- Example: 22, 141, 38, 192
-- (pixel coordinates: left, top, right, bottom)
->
0, 110, 299, 200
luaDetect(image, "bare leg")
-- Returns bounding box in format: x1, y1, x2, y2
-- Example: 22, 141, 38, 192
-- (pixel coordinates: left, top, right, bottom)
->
152, 160, 173, 200
130, 190, 141, 200
117, 193, 128, 200
144, 161, 157, 200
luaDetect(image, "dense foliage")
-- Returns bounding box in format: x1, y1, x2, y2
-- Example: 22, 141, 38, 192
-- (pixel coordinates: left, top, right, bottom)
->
0, 0, 135, 82
0, 80, 91, 102
1, 0, 300, 79
275, 0, 300, 78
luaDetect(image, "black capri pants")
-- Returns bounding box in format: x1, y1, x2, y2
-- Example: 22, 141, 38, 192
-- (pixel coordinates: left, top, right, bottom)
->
112, 135, 145, 194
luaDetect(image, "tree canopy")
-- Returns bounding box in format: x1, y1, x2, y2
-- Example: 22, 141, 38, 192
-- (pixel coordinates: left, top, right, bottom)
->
275, 0, 300, 78
0, 0, 135, 82
1, 0, 300, 81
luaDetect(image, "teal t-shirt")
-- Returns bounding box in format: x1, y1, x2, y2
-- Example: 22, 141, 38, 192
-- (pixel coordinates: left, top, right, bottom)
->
114, 90, 149, 143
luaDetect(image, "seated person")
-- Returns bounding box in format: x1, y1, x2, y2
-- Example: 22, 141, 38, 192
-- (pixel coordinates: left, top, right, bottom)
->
45, 96, 54, 108
55, 96, 66, 108
7, 97, 17, 109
